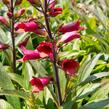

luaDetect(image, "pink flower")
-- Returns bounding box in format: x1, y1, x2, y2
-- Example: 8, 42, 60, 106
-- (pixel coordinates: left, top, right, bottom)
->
58, 31, 80, 43
62, 59, 79, 76
0, 42, 9, 50
0, 16, 8, 26
49, 7, 62, 17
59, 20, 84, 33
37, 42, 53, 58
18, 46, 40, 62
48, 0, 56, 9
29, 77, 52, 93
15, 21, 39, 32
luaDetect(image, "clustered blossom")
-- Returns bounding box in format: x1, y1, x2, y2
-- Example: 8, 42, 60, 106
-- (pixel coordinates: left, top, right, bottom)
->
12, 0, 83, 93
29, 77, 52, 93
48, 0, 62, 17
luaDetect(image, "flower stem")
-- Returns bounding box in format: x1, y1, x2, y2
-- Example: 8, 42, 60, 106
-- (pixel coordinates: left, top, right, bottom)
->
43, 0, 63, 106
10, 0, 16, 73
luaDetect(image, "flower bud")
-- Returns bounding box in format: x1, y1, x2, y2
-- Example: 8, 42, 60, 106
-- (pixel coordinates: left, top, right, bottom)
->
15, 8, 25, 18
7, 12, 13, 18
2, 0, 10, 5
0, 42, 9, 51
0, 16, 9, 26
27, 0, 41, 6
15, 0, 23, 6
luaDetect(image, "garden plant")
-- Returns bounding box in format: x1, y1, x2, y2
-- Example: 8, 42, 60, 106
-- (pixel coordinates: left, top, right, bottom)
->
0, 0, 109, 109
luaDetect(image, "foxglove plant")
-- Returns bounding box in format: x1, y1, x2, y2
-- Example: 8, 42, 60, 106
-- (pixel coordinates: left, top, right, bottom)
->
0, 0, 84, 108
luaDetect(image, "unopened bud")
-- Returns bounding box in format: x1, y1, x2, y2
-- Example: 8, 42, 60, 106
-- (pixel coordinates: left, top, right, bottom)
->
27, 0, 41, 6
15, 0, 23, 6
7, 12, 13, 18
15, 8, 25, 18
2, 0, 10, 5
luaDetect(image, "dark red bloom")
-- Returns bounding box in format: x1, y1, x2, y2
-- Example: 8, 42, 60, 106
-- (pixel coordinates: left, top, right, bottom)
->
58, 31, 80, 43
29, 77, 52, 93
18, 46, 40, 62
48, 0, 62, 17
59, 20, 84, 33
49, 7, 62, 17
0, 42, 9, 50
62, 59, 79, 75
37, 42, 53, 58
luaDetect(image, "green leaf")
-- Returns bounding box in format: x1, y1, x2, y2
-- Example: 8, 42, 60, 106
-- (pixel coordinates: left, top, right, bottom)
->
78, 54, 102, 82
0, 99, 14, 109
77, 83, 101, 99
59, 69, 67, 100
7, 73, 24, 87
0, 90, 30, 100
89, 80, 109, 101
30, 60, 48, 76
80, 72, 109, 86
79, 99, 109, 109
22, 62, 34, 89
0, 63, 21, 109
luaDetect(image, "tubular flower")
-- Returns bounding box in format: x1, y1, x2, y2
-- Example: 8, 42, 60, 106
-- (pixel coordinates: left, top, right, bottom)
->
0, 42, 9, 51
62, 59, 79, 76
29, 77, 52, 93
49, 7, 62, 17
58, 31, 80, 43
48, 0, 62, 17
59, 20, 84, 33
15, 21, 39, 32
0, 16, 8, 26
37, 42, 53, 58
18, 46, 40, 62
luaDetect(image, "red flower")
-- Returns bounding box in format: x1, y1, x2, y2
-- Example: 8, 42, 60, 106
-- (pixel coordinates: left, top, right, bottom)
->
49, 7, 62, 17
18, 46, 40, 62
37, 42, 53, 58
58, 31, 80, 43
0, 42, 9, 50
62, 59, 79, 75
59, 20, 84, 33
0, 16, 8, 26
29, 77, 52, 93
48, 0, 62, 17
15, 21, 39, 32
